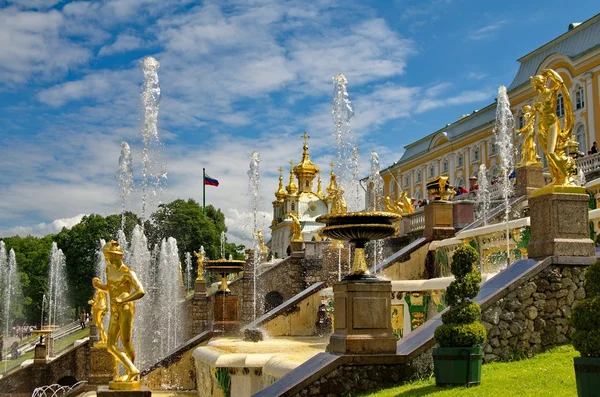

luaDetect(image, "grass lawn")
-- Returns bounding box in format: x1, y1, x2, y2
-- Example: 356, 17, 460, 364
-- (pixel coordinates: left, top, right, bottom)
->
1, 328, 89, 374
363, 345, 578, 397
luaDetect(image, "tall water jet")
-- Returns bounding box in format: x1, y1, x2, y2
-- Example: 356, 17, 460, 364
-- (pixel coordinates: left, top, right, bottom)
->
47, 243, 67, 327
95, 239, 107, 282
118, 141, 134, 230
140, 56, 166, 224
157, 237, 184, 357
127, 224, 152, 367
220, 231, 226, 260
367, 152, 384, 271
332, 73, 359, 211
2, 246, 21, 371
185, 252, 192, 294
494, 86, 515, 267
476, 164, 491, 225
248, 151, 261, 322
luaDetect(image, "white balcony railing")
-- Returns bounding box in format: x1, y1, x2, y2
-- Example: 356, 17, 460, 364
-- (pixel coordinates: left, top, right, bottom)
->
577, 152, 600, 176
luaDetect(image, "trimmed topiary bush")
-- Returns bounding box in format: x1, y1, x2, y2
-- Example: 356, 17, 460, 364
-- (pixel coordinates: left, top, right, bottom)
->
435, 245, 486, 347
573, 261, 600, 357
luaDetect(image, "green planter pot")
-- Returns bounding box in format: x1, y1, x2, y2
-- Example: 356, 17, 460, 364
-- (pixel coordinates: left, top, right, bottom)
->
574, 356, 600, 397
433, 346, 483, 387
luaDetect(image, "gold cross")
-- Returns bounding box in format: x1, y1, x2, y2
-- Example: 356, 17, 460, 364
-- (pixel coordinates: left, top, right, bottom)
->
301, 132, 310, 143
278, 167, 283, 175
289, 160, 295, 169
329, 162, 335, 173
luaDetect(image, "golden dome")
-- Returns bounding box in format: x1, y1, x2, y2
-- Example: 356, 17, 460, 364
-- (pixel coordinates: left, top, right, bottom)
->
275, 167, 287, 200
286, 160, 298, 194
293, 134, 320, 177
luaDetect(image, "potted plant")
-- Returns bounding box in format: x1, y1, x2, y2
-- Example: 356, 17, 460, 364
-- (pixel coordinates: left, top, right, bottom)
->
572, 260, 600, 396
433, 244, 487, 387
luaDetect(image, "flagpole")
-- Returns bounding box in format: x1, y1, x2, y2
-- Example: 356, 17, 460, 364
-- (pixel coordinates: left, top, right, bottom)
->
203, 168, 206, 215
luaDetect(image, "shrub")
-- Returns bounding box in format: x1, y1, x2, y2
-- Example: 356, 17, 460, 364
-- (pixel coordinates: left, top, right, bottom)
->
435, 244, 486, 347
572, 261, 600, 357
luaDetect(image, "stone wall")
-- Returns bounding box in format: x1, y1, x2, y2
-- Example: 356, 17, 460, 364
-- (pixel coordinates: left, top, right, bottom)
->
187, 292, 211, 339
0, 341, 90, 396
480, 264, 586, 362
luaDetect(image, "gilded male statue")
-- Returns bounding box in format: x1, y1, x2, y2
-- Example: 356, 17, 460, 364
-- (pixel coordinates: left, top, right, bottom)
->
290, 213, 303, 242
193, 247, 205, 281
87, 286, 108, 346
93, 240, 145, 386
514, 104, 542, 167
530, 69, 577, 186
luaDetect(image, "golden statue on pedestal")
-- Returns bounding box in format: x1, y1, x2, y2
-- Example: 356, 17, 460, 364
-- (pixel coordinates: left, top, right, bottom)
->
255, 230, 268, 254
529, 68, 579, 189
87, 286, 108, 347
514, 104, 542, 167
290, 213, 303, 242
93, 240, 146, 390
193, 247, 205, 281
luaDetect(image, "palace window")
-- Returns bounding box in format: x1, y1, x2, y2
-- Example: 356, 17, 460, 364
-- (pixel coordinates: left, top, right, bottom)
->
416, 171, 422, 182
456, 177, 465, 189
575, 86, 585, 110
576, 124, 586, 153
404, 175, 409, 187
389, 179, 396, 195
457, 154, 464, 168
518, 114, 525, 129
472, 147, 480, 163
556, 93, 565, 118
490, 140, 497, 155
442, 160, 448, 174
429, 165, 435, 178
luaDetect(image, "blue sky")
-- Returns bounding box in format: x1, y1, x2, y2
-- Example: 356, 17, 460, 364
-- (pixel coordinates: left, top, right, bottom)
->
0, 0, 598, 244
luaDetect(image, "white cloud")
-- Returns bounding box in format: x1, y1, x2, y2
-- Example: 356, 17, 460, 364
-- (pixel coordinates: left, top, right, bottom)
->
467, 21, 506, 41
0, 214, 87, 238
98, 33, 144, 56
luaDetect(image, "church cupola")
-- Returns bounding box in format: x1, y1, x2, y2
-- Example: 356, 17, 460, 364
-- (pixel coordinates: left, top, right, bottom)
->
293, 132, 320, 194
285, 160, 298, 195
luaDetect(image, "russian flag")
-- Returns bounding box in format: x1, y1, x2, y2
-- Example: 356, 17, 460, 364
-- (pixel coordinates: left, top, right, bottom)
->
204, 172, 219, 187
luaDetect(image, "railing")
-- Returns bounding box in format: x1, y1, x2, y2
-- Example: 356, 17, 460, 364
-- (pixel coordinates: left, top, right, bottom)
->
407, 208, 425, 233
576, 152, 600, 176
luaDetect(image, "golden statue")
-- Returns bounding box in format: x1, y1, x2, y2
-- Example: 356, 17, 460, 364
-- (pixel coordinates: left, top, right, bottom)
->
193, 247, 205, 281
384, 196, 405, 215
93, 240, 146, 389
514, 104, 542, 167
330, 187, 347, 215
87, 286, 108, 346
426, 176, 455, 200
290, 213, 303, 242
399, 191, 415, 214
530, 69, 578, 187
255, 230, 268, 254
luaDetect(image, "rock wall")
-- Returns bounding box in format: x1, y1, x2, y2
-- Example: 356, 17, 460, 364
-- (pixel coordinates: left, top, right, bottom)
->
480, 264, 586, 362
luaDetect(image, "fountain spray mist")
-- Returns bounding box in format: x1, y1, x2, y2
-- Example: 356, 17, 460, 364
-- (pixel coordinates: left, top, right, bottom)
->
118, 141, 134, 230
494, 86, 515, 267
368, 152, 384, 271
248, 151, 261, 322
140, 56, 166, 224
48, 243, 67, 327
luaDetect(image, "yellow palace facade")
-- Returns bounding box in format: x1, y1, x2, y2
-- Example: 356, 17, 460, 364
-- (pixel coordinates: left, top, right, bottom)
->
380, 13, 600, 201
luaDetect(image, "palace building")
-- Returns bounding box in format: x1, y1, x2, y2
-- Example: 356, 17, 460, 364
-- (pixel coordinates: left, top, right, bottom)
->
380, 13, 600, 201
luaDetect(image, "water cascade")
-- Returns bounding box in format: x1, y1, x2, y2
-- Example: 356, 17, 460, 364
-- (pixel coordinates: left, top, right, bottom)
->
476, 164, 491, 225
47, 243, 67, 327
494, 86, 515, 268
118, 141, 134, 230
248, 151, 261, 322
140, 56, 166, 223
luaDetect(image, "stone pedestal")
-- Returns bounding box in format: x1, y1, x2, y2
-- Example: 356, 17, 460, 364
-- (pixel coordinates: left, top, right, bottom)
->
527, 192, 595, 259
33, 344, 48, 364
194, 280, 207, 296
97, 385, 151, 397
327, 279, 396, 354
89, 346, 115, 385
290, 241, 304, 258
188, 283, 211, 338
515, 165, 545, 198
214, 293, 239, 332
452, 201, 474, 229
89, 324, 100, 344
423, 201, 455, 240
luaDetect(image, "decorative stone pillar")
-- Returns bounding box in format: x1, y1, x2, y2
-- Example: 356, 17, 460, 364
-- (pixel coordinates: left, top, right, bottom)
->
187, 282, 211, 338
423, 201, 455, 240
33, 343, 48, 364
89, 346, 115, 385
327, 279, 396, 354
515, 165, 545, 198
452, 201, 474, 229
527, 192, 595, 260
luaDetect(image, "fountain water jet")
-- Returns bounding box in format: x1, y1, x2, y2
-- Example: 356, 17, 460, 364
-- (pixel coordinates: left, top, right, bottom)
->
247, 151, 261, 322
118, 141, 134, 230
1, 244, 22, 372
476, 164, 491, 226
367, 152, 385, 271
47, 243, 67, 327
494, 86, 516, 268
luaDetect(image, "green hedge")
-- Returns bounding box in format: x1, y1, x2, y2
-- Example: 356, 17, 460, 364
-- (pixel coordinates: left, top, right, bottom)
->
436, 244, 486, 348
